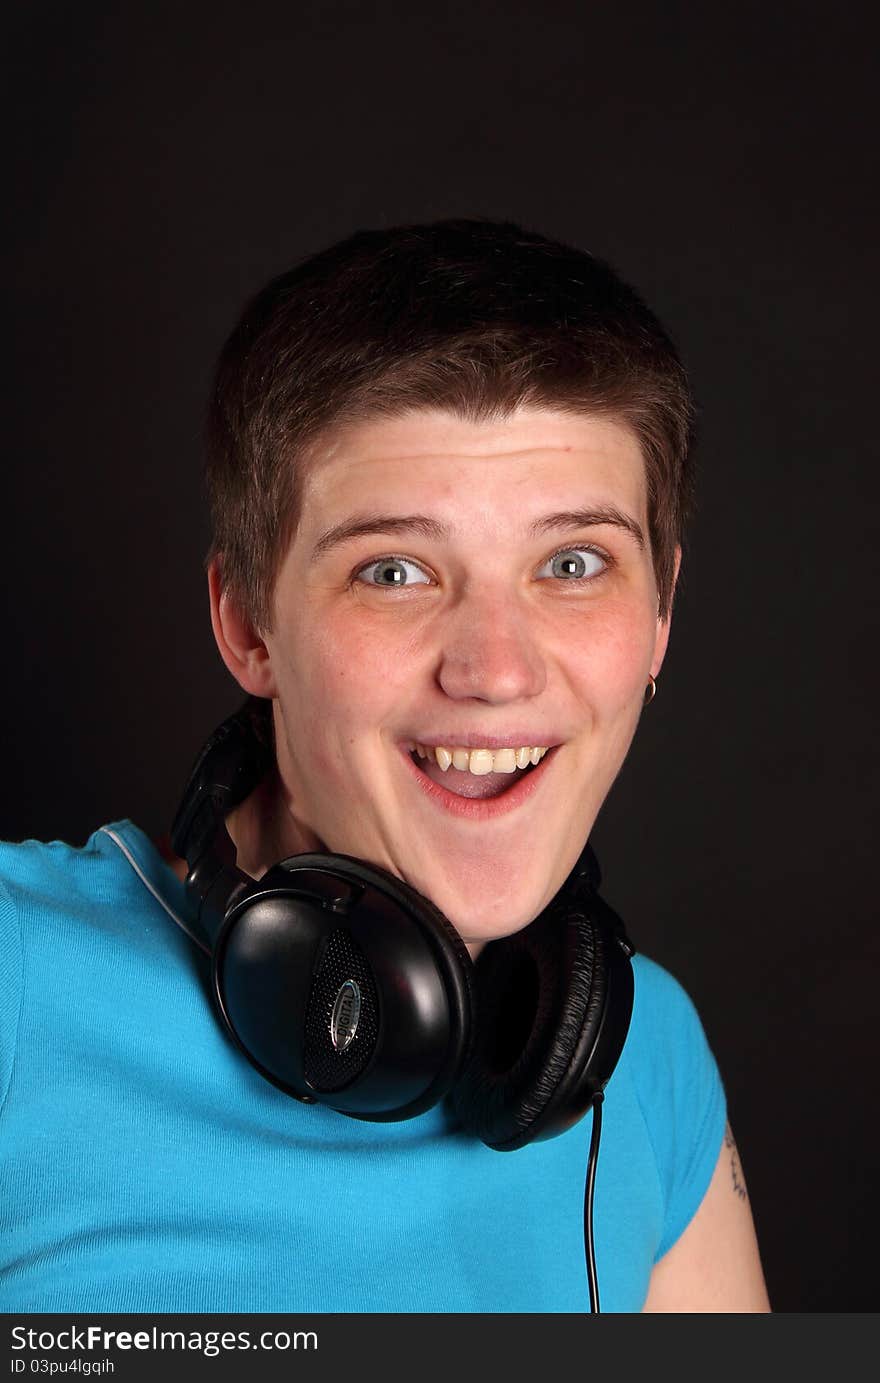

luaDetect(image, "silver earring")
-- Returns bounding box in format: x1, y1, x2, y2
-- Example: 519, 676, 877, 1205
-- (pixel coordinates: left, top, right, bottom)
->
644, 675, 656, 706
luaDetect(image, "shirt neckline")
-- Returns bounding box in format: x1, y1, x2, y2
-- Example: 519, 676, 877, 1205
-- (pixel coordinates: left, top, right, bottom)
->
96, 819, 208, 954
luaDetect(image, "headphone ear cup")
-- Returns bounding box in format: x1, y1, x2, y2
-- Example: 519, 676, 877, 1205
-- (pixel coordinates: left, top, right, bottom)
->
451, 905, 631, 1151
214, 853, 478, 1122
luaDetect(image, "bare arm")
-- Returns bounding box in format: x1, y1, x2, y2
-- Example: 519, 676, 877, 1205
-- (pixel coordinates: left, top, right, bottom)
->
642, 1123, 771, 1312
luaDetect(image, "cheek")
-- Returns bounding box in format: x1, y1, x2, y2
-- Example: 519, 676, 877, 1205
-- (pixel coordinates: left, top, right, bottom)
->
309, 599, 428, 694
559, 600, 656, 706
273, 609, 414, 769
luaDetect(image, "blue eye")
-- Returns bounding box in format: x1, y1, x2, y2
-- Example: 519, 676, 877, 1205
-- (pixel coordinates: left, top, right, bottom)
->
537, 547, 607, 581
354, 557, 432, 588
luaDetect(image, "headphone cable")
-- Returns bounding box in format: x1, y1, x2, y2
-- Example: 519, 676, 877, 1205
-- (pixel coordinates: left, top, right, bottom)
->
584, 1090, 604, 1313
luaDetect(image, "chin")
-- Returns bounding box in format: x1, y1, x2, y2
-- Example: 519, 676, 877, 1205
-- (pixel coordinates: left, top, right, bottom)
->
410, 872, 554, 949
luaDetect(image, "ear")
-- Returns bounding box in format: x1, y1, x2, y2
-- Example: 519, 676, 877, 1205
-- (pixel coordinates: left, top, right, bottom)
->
208, 559, 278, 698
650, 545, 682, 679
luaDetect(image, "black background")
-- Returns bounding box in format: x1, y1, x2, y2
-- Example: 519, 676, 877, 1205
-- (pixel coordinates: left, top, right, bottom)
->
4, 1, 877, 1312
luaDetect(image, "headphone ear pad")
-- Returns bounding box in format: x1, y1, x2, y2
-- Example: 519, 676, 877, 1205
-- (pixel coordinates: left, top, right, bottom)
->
215, 852, 479, 1122
451, 908, 612, 1151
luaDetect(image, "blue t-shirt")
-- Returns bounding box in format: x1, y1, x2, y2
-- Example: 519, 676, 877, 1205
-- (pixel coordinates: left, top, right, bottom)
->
0, 821, 726, 1313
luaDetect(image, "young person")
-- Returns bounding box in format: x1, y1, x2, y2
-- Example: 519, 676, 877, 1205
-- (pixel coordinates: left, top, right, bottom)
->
0, 220, 770, 1312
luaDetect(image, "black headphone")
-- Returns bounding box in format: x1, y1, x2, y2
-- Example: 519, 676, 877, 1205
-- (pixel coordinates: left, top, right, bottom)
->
170, 697, 636, 1156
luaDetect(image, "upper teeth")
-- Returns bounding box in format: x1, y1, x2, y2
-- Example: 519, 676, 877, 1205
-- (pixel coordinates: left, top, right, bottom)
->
414, 744, 549, 774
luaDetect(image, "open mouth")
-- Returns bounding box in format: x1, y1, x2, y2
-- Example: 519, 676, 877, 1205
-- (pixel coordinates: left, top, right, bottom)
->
401, 741, 559, 818
408, 746, 545, 799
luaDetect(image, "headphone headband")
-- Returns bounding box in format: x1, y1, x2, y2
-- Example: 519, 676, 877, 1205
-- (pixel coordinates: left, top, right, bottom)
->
171, 697, 274, 867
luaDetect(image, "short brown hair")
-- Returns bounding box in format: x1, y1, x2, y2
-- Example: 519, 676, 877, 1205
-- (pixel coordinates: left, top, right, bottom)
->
205, 219, 695, 629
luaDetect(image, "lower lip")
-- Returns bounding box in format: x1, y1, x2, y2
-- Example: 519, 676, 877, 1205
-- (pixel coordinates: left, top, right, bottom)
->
399, 746, 559, 821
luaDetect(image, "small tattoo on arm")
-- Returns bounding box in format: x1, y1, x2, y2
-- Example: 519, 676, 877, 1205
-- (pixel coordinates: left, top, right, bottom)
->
724, 1124, 748, 1200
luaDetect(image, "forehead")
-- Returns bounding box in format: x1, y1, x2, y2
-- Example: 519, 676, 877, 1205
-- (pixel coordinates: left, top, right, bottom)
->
297, 407, 648, 530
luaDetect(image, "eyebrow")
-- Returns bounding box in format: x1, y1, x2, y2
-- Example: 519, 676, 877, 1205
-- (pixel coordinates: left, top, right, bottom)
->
310, 505, 646, 559
311, 514, 448, 560
531, 507, 646, 550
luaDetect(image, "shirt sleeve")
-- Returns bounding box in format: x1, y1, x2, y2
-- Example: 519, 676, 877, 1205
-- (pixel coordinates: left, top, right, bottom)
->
628, 954, 728, 1261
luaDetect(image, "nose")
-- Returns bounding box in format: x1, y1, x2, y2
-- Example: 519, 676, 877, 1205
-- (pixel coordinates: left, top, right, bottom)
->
435, 589, 547, 704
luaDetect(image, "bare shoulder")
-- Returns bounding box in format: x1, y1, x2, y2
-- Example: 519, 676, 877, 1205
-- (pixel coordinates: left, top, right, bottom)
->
642, 1122, 771, 1313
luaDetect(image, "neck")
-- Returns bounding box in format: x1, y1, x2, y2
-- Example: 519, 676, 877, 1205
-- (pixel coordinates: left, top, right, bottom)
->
223, 769, 324, 879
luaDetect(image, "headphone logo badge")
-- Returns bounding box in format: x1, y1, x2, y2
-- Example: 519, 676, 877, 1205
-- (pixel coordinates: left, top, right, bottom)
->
330, 980, 362, 1052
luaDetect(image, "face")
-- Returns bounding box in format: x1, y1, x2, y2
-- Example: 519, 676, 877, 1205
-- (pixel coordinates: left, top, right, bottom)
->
219, 408, 674, 953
